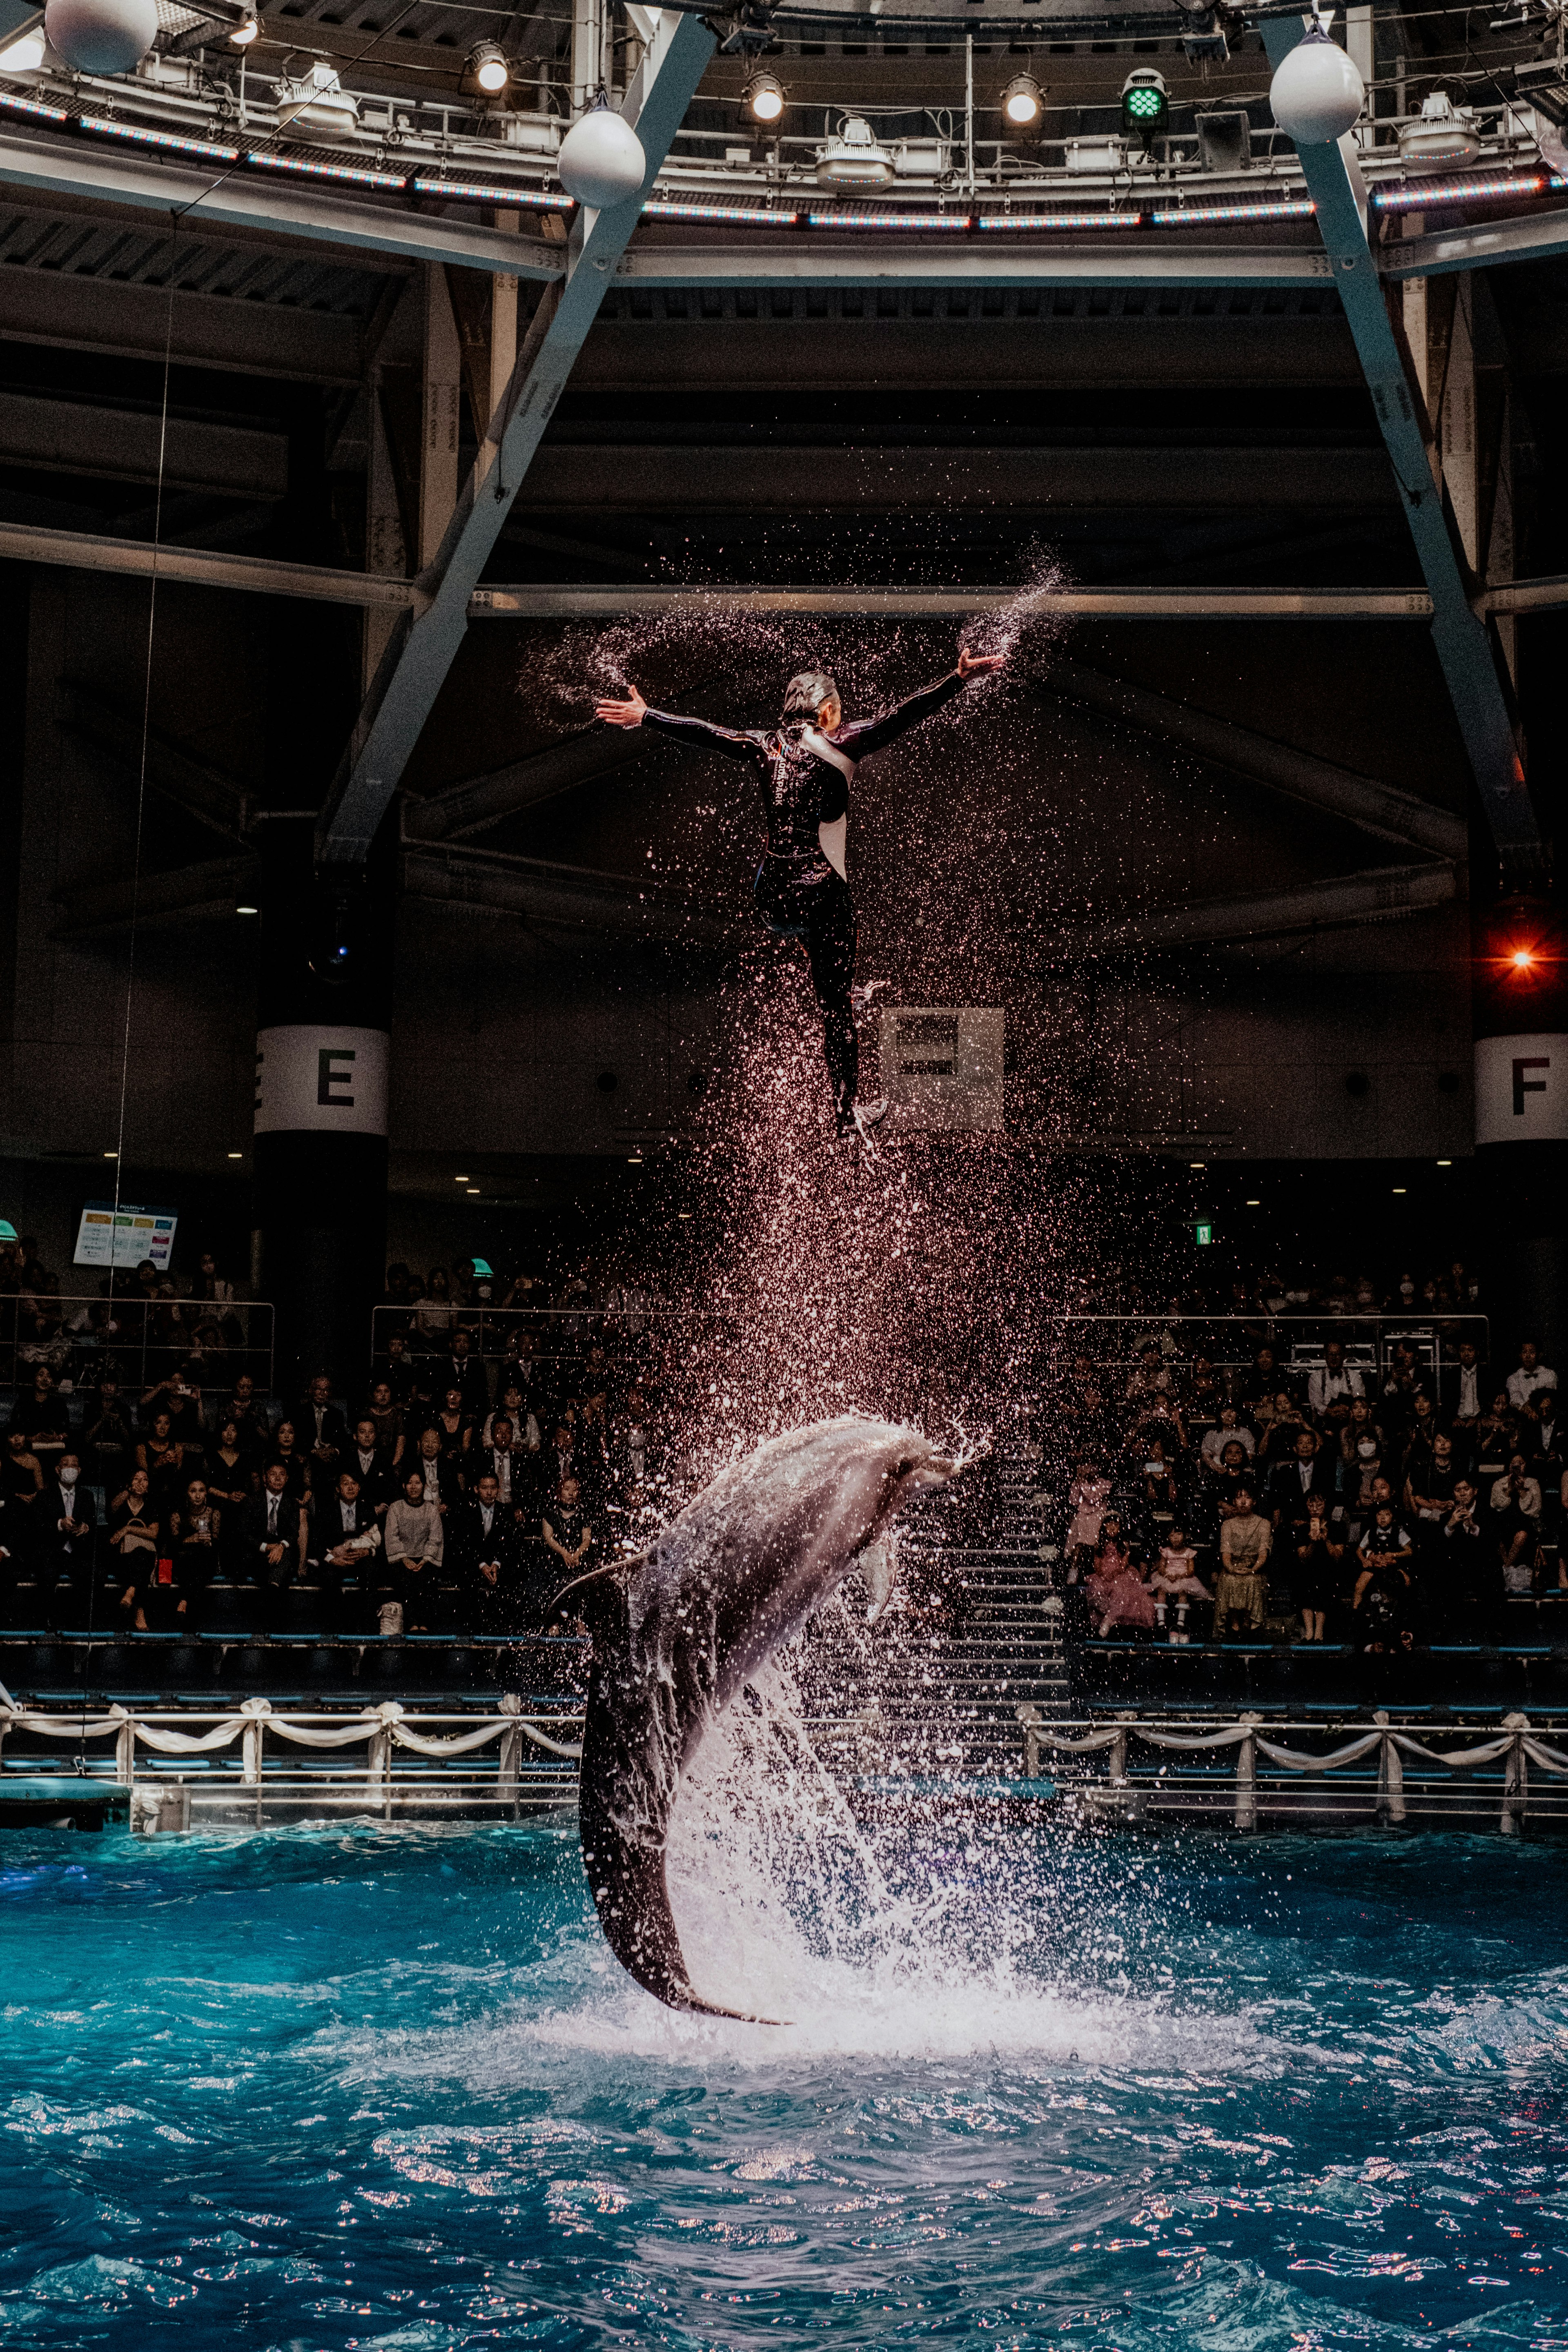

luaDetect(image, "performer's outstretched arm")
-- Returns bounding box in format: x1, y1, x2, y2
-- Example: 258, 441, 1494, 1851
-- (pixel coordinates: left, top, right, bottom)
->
835, 642, 1004, 761
596, 684, 759, 762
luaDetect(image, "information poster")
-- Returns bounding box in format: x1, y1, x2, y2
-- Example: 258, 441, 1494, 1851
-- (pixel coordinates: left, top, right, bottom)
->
74, 1202, 178, 1272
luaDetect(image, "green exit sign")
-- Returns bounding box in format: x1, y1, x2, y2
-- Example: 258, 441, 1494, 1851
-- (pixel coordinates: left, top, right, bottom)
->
1195, 1219, 1214, 1247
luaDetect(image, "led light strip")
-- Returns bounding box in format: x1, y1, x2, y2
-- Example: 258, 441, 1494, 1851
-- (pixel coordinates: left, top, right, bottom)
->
806, 209, 970, 230
978, 209, 1142, 230
249, 149, 406, 190
1370, 171, 1545, 209
643, 198, 797, 225
412, 175, 574, 210
1150, 197, 1315, 224
82, 114, 240, 162
0, 86, 68, 122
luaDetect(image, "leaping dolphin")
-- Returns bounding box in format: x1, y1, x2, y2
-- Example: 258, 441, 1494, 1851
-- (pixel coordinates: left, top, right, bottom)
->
563, 1415, 955, 2021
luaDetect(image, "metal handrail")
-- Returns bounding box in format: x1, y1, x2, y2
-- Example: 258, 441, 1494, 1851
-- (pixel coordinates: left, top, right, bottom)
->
0, 1293, 274, 1403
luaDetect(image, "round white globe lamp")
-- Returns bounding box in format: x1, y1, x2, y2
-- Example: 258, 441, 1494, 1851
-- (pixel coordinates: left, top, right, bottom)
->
557, 93, 647, 211
44, 0, 158, 73
1270, 22, 1365, 147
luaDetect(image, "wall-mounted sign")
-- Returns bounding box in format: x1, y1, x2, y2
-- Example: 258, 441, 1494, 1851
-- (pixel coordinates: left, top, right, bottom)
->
74, 1202, 178, 1271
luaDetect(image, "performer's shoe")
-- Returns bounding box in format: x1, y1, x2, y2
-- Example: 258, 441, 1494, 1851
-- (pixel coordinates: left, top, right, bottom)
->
850, 978, 890, 1014
851, 1097, 889, 1147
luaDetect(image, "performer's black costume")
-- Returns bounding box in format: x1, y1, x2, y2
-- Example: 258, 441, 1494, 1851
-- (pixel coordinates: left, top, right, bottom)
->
642, 669, 969, 1128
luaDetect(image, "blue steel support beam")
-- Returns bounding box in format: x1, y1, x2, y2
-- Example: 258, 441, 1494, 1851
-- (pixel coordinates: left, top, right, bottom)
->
317, 7, 717, 865
1260, 15, 1541, 872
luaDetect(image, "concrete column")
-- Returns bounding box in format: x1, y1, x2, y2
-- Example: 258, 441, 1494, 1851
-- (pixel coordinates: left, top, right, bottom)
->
1472, 892, 1568, 1367
251, 825, 395, 1396
419, 263, 463, 569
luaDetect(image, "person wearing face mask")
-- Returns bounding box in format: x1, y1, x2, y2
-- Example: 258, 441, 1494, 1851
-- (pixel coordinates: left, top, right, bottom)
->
40, 1451, 98, 1627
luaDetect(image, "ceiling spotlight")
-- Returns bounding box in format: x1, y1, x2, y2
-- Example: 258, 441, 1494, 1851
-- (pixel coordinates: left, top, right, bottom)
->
229, 11, 258, 42
466, 39, 510, 95
744, 69, 785, 124
1120, 67, 1169, 147
227, 1151, 243, 1159
1512, 945, 1536, 970
1000, 73, 1042, 129
235, 902, 259, 915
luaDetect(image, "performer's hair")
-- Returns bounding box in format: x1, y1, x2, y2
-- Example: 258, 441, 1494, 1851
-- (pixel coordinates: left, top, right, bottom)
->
780, 669, 839, 722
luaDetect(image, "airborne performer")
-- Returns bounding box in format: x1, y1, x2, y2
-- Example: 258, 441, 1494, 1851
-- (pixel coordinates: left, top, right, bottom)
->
595, 638, 1003, 1142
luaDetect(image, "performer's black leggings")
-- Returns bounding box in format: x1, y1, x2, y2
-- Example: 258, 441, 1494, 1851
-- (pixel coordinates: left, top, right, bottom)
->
754, 861, 858, 1120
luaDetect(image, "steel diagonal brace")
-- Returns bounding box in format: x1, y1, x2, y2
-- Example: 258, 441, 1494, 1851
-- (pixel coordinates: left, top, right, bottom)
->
317, 8, 717, 865
1259, 16, 1541, 874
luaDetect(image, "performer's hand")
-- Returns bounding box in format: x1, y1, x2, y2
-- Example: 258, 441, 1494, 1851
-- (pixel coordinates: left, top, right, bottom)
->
596, 685, 647, 728
957, 646, 1004, 679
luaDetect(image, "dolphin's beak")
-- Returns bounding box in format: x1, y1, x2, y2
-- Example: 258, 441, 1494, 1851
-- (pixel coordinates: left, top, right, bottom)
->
901, 1453, 957, 1493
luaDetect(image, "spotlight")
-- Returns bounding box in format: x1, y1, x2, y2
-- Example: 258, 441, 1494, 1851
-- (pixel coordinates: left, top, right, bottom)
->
229, 11, 257, 42
1512, 946, 1536, 970
1120, 67, 1169, 149
466, 40, 510, 95
1000, 73, 1042, 131
235, 902, 259, 915
744, 69, 785, 123
308, 866, 368, 988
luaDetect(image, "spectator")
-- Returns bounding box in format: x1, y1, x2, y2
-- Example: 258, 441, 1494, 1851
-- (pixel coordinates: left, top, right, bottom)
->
1149, 1525, 1211, 1644
1489, 1452, 1543, 1535
224, 1374, 270, 1458
312, 1470, 381, 1587
413, 1268, 456, 1345
1309, 1341, 1364, 1426
1240, 1347, 1283, 1410
371, 1326, 419, 1410
141, 1363, 205, 1450
298, 1374, 349, 1497
470, 1414, 525, 1514
192, 1250, 239, 1308
1215, 1485, 1272, 1637
346, 1417, 399, 1517
438, 1329, 490, 1421
456, 1470, 521, 1634
1405, 1429, 1461, 1546
109, 1468, 162, 1630
409, 1424, 454, 1516
1200, 1405, 1254, 1476
1087, 1537, 1157, 1638
541, 1474, 594, 1601
1473, 1393, 1519, 1478
1066, 1460, 1111, 1574
39, 1450, 97, 1627
205, 1419, 256, 1579
169, 1476, 222, 1610
1432, 1480, 1493, 1640
15, 1365, 70, 1480
1260, 1391, 1310, 1468
1443, 1338, 1489, 1429
383, 1468, 444, 1632
241, 1462, 306, 1622
1506, 1340, 1558, 1421
1267, 1429, 1322, 1545
2, 1427, 43, 1568
264, 1419, 311, 1508
136, 1409, 189, 1523
82, 1378, 135, 1492
1490, 1454, 1542, 1597
365, 1379, 407, 1464
1293, 1493, 1343, 1644
1352, 1505, 1416, 1653
425, 1384, 476, 1469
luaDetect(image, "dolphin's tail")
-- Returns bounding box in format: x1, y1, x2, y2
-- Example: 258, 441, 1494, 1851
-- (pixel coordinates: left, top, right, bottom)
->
581, 1811, 787, 2027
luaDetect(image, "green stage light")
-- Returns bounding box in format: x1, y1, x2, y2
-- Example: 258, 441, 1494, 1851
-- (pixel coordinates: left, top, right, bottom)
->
1121, 68, 1169, 147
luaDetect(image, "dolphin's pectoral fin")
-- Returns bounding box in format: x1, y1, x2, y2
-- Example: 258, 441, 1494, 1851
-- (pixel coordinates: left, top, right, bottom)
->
580, 1807, 787, 2026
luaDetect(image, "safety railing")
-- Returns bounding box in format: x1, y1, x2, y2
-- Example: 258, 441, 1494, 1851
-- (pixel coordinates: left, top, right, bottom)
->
0, 1695, 583, 1823
1039, 1313, 1491, 1388
1016, 1705, 1568, 1832
0, 1293, 274, 1408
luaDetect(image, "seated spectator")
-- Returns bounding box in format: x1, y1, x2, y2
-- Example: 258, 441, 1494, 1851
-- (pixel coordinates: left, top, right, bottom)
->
38, 1451, 97, 1628
139, 1364, 205, 1450
224, 1373, 271, 1459
371, 1327, 419, 1410
14, 1365, 70, 1480
1405, 1428, 1461, 1553
413, 1267, 456, 1346
1473, 1393, 1520, 1480
437, 1328, 490, 1422
457, 1471, 523, 1634
1443, 1338, 1489, 1430
82, 1377, 136, 1492
383, 1468, 444, 1632
1293, 1493, 1343, 1644
1134, 1430, 1181, 1532
1431, 1479, 1494, 1641
1149, 1524, 1211, 1644
3, 1427, 44, 1569
1353, 1506, 1417, 1653
169, 1476, 222, 1610
365, 1379, 407, 1464
312, 1470, 381, 1586
205, 1419, 256, 1578
542, 1474, 595, 1607
408, 1423, 455, 1517
1066, 1460, 1111, 1575
470, 1414, 526, 1514
136, 1409, 189, 1523
1491, 1454, 1542, 1598
1184, 1356, 1224, 1431
1267, 1429, 1322, 1545
1200, 1405, 1254, 1476
424, 1385, 476, 1468
264, 1419, 311, 1508
1309, 1341, 1364, 1427
1125, 1342, 1170, 1407
1239, 1346, 1284, 1412
1086, 1535, 1157, 1638
1506, 1339, 1558, 1422
241, 1462, 307, 1618
345, 1417, 400, 1517
1215, 1485, 1272, 1638
1490, 1452, 1542, 1535
1260, 1392, 1311, 1467
109, 1468, 165, 1630
298, 1374, 349, 1497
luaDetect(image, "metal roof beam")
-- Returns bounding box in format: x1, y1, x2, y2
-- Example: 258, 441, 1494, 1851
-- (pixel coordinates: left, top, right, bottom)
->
0, 516, 416, 606
1383, 207, 1568, 281
616, 242, 1334, 292
58, 682, 252, 842
1259, 15, 1540, 874
0, 253, 370, 383
1094, 860, 1461, 949
401, 840, 735, 946
53, 853, 255, 938
318, 9, 719, 866
466, 583, 1435, 619
0, 131, 565, 282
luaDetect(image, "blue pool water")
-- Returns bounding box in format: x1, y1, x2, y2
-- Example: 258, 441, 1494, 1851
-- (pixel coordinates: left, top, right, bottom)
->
1, 1817, 1566, 2349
